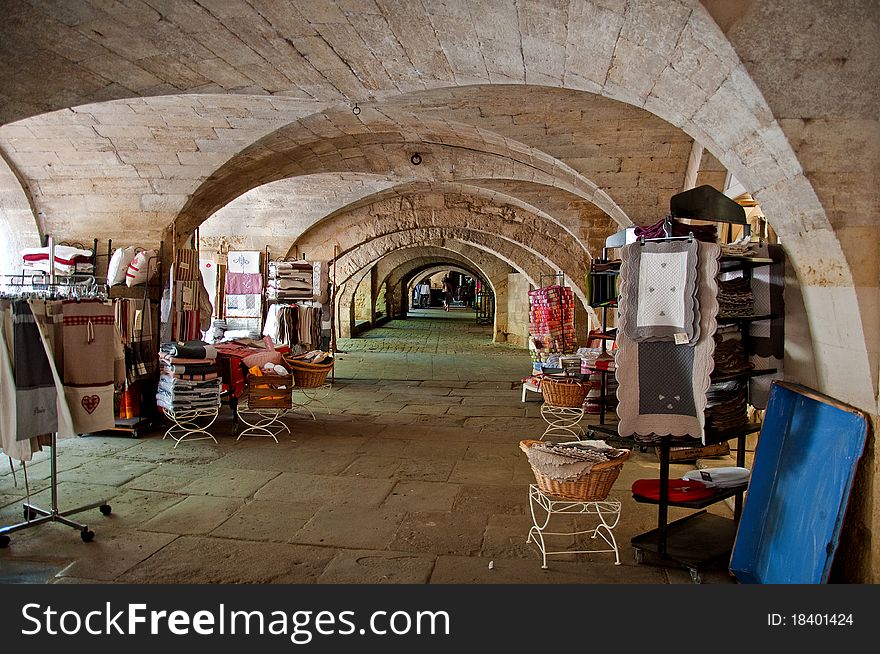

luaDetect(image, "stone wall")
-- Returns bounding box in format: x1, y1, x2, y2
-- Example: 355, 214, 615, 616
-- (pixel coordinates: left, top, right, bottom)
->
505, 273, 532, 348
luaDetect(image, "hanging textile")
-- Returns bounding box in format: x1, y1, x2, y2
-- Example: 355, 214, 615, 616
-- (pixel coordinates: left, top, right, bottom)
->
748, 244, 785, 409
0, 298, 75, 461
616, 240, 720, 443
62, 300, 124, 434
618, 240, 700, 343
12, 300, 58, 440
225, 250, 262, 295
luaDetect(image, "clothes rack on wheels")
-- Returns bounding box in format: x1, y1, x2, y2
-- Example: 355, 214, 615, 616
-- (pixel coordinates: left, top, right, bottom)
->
0, 236, 112, 548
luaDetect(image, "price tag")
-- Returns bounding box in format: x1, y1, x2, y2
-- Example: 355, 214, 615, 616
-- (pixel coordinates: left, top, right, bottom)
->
674, 332, 689, 345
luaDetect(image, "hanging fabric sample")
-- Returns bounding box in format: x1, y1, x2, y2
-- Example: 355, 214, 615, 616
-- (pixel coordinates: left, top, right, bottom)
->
225, 250, 263, 295
618, 239, 700, 343
616, 240, 720, 443
12, 300, 58, 440
62, 300, 124, 434
748, 244, 785, 409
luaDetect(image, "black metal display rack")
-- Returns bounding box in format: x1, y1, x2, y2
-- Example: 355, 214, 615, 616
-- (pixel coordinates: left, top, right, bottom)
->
588, 226, 783, 581
589, 187, 786, 580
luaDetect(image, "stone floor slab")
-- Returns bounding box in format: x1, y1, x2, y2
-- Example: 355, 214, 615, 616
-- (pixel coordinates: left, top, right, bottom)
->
210, 499, 315, 542
60, 435, 143, 457
340, 455, 402, 479
0, 559, 69, 583
178, 468, 280, 498
57, 458, 157, 486
96, 489, 186, 529
293, 505, 404, 549
481, 514, 574, 560
139, 496, 243, 535
390, 511, 487, 556
448, 459, 514, 486
398, 404, 450, 415
122, 471, 197, 493
115, 438, 227, 465
317, 549, 435, 583
451, 484, 527, 516
401, 439, 469, 460
394, 458, 455, 482
254, 473, 395, 507
383, 480, 462, 512
118, 536, 336, 583
447, 405, 525, 417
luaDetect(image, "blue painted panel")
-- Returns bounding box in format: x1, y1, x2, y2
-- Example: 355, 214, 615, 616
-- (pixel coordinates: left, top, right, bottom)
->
730, 382, 868, 584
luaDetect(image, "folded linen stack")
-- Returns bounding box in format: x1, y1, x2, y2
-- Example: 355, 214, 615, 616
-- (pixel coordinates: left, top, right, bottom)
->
682, 466, 750, 489
268, 261, 314, 301
717, 276, 754, 318
704, 380, 749, 431
528, 285, 577, 357
21, 245, 94, 275
712, 332, 753, 376
157, 340, 221, 411
634, 217, 717, 243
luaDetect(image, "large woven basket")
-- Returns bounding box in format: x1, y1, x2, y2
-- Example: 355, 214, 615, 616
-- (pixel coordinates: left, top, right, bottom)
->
519, 439, 630, 501
541, 376, 591, 407
283, 356, 333, 388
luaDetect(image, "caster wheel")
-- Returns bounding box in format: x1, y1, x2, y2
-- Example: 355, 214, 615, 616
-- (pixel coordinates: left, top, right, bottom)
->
639, 445, 649, 453
130, 431, 139, 439
633, 549, 644, 564
0, 535, 9, 548
80, 529, 95, 543
99, 504, 112, 516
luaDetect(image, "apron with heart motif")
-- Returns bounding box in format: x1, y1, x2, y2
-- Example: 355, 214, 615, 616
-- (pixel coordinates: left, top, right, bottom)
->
62, 300, 123, 434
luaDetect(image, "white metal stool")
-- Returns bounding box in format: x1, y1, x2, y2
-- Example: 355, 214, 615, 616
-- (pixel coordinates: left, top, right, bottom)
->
236, 401, 292, 442
162, 406, 220, 448
526, 484, 622, 568
292, 382, 333, 418
539, 404, 586, 439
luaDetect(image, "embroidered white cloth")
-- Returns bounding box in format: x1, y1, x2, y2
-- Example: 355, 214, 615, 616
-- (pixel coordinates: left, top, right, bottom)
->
619, 240, 699, 343
227, 251, 261, 274
616, 241, 720, 443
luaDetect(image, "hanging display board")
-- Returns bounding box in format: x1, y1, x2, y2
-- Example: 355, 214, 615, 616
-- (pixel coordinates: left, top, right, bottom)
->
730, 381, 869, 584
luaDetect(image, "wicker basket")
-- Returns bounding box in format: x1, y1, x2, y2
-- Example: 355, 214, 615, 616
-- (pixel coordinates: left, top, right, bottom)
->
519, 439, 630, 501
283, 356, 333, 388
541, 377, 591, 407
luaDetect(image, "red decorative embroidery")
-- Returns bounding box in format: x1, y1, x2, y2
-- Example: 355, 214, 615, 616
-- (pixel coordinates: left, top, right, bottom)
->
81, 395, 100, 414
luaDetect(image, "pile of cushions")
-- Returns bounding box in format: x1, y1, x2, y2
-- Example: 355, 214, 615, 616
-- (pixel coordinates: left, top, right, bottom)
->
107, 246, 158, 287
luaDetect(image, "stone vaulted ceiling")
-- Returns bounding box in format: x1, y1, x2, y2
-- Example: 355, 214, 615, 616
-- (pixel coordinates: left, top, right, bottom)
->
0, 0, 877, 428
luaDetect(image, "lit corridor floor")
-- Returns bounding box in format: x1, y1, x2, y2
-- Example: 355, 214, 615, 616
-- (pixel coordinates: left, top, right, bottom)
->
335, 309, 530, 381
0, 310, 737, 584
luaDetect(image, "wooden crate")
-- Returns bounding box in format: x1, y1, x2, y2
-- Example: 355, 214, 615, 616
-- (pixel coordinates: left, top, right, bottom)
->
247, 374, 293, 409
660, 440, 730, 463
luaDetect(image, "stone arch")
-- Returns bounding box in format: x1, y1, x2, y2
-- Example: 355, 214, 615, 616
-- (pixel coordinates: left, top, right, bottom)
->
295, 192, 592, 307
0, 150, 40, 274
291, 179, 594, 257
173, 107, 630, 241
335, 246, 506, 339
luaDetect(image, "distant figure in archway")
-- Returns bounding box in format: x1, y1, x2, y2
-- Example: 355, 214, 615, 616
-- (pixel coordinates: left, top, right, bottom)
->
442, 276, 453, 311
418, 279, 431, 308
